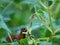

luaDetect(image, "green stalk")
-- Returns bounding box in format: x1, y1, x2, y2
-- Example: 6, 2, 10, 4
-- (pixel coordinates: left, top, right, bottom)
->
48, 10, 54, 33
8, 32, 13, 42
32, 38, 37, 45
45, 38, 49, 45
36, 13, 53, 34
47, 7, 55, 45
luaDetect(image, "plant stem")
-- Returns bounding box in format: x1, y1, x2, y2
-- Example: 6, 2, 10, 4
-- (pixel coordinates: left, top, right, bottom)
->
8, 32, 13, 42
36, 13, 53, 34
48, 11, 54, 32
47, 7, 55, 45
32, 38, 37, 45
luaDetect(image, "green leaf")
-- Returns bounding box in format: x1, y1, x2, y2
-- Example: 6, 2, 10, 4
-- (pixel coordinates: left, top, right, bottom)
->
0, 28, 5, 38
20, 38, 28, 45
45, 30, 52, 37
37, 9, 44, 15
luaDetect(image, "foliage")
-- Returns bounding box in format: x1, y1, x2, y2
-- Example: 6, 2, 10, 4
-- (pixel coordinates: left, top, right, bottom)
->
0, 0, 60, 45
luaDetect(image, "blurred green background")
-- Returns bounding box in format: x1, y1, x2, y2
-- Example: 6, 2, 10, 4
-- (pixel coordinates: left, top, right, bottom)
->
0, 0, 60, 45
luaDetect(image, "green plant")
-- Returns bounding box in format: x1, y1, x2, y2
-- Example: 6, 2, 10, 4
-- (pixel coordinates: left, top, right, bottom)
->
0, 0, 60, 45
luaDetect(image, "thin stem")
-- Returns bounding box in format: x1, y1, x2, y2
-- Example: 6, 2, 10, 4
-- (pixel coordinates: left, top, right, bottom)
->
32, 38, 37, 45
48, 10, 54, 33
54, 28, 60, 34
49, 0, 56, 8
38, 0, 48, 9
47, 6, 55, 45
53, 35, 60, 39
37, 37, 49, 41
8, 32, 13, 42
36, 13, 53, 34
45, 38, 49, 45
